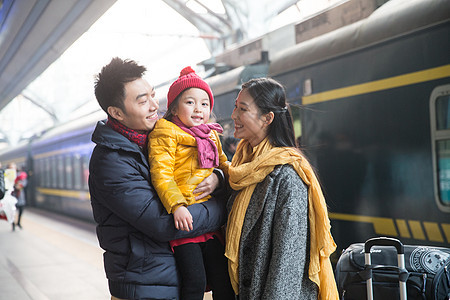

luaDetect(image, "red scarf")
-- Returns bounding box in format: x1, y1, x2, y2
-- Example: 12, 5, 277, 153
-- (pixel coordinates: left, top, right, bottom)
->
107, 116, 149, 148
171, 116, 223, 168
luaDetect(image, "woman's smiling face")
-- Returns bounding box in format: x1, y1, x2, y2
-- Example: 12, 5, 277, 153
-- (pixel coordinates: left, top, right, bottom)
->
231, 88, 269, 147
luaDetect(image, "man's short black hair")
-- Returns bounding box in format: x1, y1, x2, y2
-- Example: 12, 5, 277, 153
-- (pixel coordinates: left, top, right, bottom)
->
94, 57, 147, 114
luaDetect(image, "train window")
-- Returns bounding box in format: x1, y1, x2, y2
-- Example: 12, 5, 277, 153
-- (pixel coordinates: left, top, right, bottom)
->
436, 96, 450, 130
50, 157, 56, 188
41, 159, 46, 187
47, 157, 52, 187
290, 105, 302, 145
430, 84, 450, 213
65, 156, 73, 189
56, 156, 63, 188
73, 154, 82, 190
81, 154, 89, 190
36, 159, 43, 187
42, 158, 50, 187
33, 159, 40, 185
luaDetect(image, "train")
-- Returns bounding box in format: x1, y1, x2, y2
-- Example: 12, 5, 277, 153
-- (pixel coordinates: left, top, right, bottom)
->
270, 0, 450, 251
0, 110, 106, 221
0, 0, 449, 254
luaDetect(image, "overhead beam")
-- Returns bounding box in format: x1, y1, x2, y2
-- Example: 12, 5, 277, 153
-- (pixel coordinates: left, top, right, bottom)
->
0, 0, 117, 111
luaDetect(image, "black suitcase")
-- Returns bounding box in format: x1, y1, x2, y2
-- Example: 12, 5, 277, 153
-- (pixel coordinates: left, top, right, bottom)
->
335, 237, 450, 300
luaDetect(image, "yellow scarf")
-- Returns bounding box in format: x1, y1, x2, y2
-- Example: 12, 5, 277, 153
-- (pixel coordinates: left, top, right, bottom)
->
225, 138, 338, 299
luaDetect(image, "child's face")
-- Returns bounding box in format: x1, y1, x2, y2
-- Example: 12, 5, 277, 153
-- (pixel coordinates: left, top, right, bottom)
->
173, 88, 211, 127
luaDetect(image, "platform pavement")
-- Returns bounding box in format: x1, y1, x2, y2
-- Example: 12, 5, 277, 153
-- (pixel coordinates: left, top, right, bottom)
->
0, 208, 108, 300
0, 208, 214, 300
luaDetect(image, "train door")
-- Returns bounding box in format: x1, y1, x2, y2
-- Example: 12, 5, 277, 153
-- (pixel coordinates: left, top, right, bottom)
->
429, 84, 450, 213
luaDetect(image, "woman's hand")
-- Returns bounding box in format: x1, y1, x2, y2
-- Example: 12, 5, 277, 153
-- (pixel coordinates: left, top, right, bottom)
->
193, 172, 219, 200
173, 206, 193, 231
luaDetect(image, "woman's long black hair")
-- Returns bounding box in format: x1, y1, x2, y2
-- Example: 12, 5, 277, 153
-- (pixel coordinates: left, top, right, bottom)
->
241, 77, 297, 148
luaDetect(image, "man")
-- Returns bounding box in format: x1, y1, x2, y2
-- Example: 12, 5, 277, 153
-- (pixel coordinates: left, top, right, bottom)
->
89, 57, 227, 300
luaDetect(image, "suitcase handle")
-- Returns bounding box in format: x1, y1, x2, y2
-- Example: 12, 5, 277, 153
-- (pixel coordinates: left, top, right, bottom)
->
364, 237, 407, 300
365, 237, 404, 254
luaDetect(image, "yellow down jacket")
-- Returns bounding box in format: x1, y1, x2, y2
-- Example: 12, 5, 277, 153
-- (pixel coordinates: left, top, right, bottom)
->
148, 118, 229, 214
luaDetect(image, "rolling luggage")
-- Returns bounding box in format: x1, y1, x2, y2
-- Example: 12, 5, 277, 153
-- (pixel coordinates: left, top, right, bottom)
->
335, 237, 450, 300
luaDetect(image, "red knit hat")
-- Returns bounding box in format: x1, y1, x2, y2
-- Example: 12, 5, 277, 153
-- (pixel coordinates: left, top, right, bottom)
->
167, 66, 214, 111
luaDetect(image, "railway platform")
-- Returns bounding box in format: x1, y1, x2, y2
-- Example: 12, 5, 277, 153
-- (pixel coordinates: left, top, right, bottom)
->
0, 208, 108, 300
0, 208, 214, 300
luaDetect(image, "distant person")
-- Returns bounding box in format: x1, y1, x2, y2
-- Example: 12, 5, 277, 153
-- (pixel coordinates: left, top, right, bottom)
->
0, 162, 5, 221
89, 57, 228, 300
148, 66, 234, 299
4, 162, 17, 193
225, 78, 339, 299
223, 136, 239, 161
0, 162, 5, 201
13, 169, 27, 230
3, 163, 17, 228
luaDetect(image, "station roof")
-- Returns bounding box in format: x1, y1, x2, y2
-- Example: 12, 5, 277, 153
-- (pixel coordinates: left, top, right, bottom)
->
0, 0, 344, 146
0, 0, 117, 111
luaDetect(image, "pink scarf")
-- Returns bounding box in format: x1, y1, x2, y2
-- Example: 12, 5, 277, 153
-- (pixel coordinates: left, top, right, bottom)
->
171, 116, 223, 168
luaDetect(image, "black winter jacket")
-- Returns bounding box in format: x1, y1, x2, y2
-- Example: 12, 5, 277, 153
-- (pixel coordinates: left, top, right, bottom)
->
89, 120, 227, 300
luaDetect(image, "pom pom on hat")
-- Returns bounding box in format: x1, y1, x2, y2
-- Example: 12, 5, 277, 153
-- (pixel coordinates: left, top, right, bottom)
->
180, 66, 195, 76
167, 66, 214, 111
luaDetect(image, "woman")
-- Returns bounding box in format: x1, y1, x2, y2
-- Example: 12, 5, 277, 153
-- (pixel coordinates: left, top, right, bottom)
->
225, 78, 338, 299
13, 169, 27, 230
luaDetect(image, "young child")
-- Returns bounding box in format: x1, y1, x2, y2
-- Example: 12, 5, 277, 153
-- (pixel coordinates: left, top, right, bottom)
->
148, 66, 234, 299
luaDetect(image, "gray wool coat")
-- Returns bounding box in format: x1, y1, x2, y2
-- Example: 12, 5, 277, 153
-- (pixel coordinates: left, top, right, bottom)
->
228, 164, 319, 300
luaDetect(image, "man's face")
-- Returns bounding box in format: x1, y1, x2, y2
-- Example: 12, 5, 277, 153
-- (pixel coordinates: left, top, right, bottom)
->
120, 78, 159, 131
